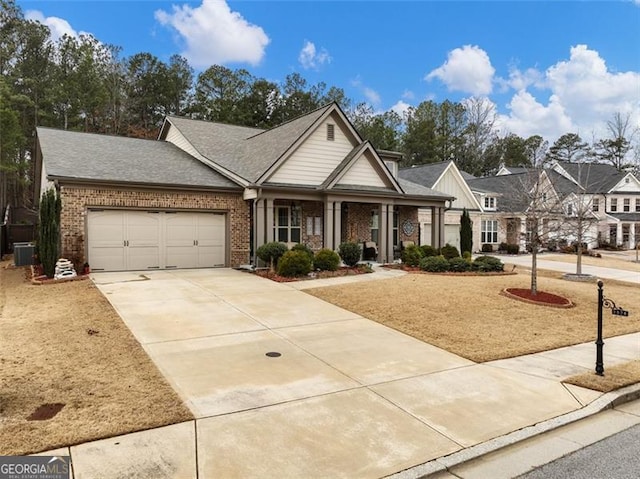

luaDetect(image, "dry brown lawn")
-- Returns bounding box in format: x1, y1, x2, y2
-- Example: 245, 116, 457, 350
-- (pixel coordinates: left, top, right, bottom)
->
565, 361, 640, 392
307, 271, 640, 363
0, 259, 193, 455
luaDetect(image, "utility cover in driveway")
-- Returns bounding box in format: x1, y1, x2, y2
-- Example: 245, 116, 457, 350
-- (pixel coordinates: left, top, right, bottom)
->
87, 210, 225, 271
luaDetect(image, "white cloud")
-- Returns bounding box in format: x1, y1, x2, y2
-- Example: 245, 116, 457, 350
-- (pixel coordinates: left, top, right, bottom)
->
499, 45, 640, 142
401, 90, 415, 100
351, 77, 382, 106
25, 10, 80, 42
426, 45, 495, 96
298, 41, 331, 70
390, 100, 411, 117
155, 0, 270, 68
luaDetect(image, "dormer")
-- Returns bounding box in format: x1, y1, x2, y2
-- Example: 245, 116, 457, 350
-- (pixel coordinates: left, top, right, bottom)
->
483, 195, 497, 211
379, 149, 402, 178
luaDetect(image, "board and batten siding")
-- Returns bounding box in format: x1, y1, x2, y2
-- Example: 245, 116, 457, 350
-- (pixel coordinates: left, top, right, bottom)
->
268, 118, 356, 186
337, 151, 388, 188
435, 167, 479, 210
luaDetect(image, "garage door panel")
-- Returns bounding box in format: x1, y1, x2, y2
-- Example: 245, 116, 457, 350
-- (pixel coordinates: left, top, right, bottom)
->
88, 210, 226, 271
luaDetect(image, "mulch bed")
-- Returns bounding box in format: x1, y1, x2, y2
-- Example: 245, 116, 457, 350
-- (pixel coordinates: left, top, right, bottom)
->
501, 288, 574, 308
254, 266, 371, 283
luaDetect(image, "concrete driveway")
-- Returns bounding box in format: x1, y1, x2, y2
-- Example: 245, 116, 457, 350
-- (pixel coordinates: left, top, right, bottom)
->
76, 268, 605, 478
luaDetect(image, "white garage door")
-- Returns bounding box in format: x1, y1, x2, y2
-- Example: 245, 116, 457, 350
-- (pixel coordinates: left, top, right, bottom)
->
87, 210, 226, 271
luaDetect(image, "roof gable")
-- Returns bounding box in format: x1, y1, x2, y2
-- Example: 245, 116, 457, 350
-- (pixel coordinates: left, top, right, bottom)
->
431, 162, 481, 210
322, 142, 400, 192
609, 172, 640, 193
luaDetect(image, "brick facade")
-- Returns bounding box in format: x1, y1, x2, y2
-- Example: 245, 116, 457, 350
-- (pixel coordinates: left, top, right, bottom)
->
59, 185, 250, 268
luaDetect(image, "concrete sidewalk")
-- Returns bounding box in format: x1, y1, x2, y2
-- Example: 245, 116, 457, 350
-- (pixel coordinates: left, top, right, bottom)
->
498, 253, 640, 284
42, 267, 639, 478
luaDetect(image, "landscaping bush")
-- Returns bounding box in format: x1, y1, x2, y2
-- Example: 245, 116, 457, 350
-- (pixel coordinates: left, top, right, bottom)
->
419, 255, 450, 273
291, 243, 314, 263
440, 243, 460, 260
448, 256, 471, 272
462, 251, 472, 260
313, 248, 340, 271
38, 188, 61, 278
338, 242, 361, 267
420, 244, 439, 257
506, 243, 520, 255
498, 242, 509, 252
481, 243, 494, 253
460, 209, 473, 256
471, 255, 504, 272
401, 244, 424, 266
256, 241, 288, 269
277, 250, 312, 277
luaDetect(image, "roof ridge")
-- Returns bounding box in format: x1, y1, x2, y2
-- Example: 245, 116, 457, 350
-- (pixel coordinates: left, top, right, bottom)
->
245, 102, 335, 140
165, 115, 264, 132
37, 127, 172, 144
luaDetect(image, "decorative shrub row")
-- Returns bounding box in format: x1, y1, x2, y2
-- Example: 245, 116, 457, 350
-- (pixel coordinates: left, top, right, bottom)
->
420, 255, 504, 273
498, 242, 520, 254
401, 243, 461, 266
257, 242, 345, 277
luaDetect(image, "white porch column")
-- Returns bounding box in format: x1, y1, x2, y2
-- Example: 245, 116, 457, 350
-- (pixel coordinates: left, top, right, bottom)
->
630, 223, 636, 249
431, 207, 439, 247
255, 199, 265, 249
324, 201, 334, 250
617, 222, 623, 247
333, 201, 342, 251
379, 204, 388, 263
265, 199, 274, 243
386, 205, 394, 263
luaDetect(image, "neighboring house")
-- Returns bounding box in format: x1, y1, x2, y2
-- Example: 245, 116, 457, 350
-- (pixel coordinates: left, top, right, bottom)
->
35, 103, 453, 272
551, 161, 640, 249
398, 161, 480, 251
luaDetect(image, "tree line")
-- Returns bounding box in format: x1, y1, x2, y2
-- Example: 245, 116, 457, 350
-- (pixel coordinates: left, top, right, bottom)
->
0, 0, 635, 210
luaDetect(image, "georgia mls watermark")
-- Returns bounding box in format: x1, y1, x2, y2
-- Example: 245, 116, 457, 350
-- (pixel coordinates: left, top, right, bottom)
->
0, 456, 70, 479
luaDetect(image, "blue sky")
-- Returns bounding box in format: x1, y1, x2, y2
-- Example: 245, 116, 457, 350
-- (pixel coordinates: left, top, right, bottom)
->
18, 0, 640, 144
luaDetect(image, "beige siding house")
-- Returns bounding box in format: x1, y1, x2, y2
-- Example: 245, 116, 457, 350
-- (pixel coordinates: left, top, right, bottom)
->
36, 103, 452, 271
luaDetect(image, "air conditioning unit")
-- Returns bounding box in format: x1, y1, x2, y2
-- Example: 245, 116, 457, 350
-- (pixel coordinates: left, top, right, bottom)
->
13, 242, 35, 266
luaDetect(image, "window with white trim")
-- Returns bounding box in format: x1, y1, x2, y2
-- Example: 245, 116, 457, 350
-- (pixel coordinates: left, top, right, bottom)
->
481, 220, 498, 243
623, 198, 630, 212
567, 203, 574, 216
484, 197, 496, 210
370, 209, 379, 243
611, 198, 618, 212
274, 205, 301, 243
392, 208, 399, 247
592, 198, 599, 212
636, 198, 640, 212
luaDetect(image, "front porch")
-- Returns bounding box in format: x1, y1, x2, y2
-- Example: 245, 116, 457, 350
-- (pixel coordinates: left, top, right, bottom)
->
251, 195, 448, 264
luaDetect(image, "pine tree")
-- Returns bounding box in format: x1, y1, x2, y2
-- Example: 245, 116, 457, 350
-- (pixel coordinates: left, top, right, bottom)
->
460, 208, 473, 255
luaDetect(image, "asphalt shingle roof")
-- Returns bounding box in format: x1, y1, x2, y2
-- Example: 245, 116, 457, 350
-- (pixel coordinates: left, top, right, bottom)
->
397, 178, 454, 199
37, 127, 240, 189
166, 104, 332, 183
397, 161, 451, 188
555, 161, 626, 192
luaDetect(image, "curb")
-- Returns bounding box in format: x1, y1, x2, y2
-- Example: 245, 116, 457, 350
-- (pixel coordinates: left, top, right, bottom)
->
386, 383, 640, 479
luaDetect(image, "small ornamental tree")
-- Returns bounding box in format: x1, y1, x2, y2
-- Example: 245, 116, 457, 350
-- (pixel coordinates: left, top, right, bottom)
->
256, 241, 287, 271
460, 208, 473, 255
38, 188, 62, 278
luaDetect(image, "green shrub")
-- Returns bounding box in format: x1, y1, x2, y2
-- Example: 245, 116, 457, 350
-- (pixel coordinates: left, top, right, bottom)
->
420, 255, 450, 272
481, 243, 494, 253
338, 242, 361, 267
277, 250, 312, 277
420, 244, 439, 257
472, 255, 504, 272
38, 188, 61, 278
460, 209, 473, 255
448, 256, 471, 272
256, 241, 287, 269
506, 243, 520, 255
498, 242, 509, 252
462, 250, 472, 260
440, 243, 460, 259
314, 249, 340, 271
291, 243, 314, 263
401, 244, 424, 266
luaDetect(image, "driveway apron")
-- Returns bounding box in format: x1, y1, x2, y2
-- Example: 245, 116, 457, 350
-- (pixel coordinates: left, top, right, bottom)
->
90, 268, 587, 478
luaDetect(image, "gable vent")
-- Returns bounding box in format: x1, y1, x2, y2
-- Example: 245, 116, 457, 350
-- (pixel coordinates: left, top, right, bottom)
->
327, 124, 335, 141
